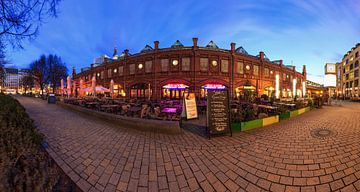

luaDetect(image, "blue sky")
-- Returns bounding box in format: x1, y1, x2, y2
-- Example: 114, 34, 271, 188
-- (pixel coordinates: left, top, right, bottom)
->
6, 0, 360, 83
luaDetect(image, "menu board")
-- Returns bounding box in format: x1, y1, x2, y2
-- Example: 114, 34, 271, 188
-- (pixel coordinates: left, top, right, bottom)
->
207, 89, 231, 135
184, 93, 198, 119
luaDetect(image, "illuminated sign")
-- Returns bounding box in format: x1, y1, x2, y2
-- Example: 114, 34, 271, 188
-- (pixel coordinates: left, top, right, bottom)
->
163, 84, 189, 89
203, 84, 225, 90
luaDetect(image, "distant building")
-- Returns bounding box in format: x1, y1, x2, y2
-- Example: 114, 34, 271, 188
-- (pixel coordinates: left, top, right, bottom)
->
336, 43, 360, 98
306, 80, 325, 96
2, 68, 30, 93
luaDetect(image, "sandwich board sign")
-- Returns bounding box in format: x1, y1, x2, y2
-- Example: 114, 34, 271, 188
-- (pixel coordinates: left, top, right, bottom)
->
207, 89, 232, 137
182, 92, 198, 120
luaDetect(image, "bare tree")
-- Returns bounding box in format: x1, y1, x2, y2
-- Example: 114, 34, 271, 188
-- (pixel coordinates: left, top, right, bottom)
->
0, 0, 61, 48
47, 54, 67, 93
30, 54, 67, 95
30, 55, 47, 95
20, 73, 35, 94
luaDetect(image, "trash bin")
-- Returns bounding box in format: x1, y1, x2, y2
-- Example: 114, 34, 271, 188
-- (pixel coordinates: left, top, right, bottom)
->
48, 94, 56, 104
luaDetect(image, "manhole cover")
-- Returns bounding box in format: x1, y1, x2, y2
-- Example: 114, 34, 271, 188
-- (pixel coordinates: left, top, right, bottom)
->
311, 128, 337, 139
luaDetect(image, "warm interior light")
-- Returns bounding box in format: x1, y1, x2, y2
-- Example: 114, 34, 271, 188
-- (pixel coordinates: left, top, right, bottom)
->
302, 81, 306, 97
275, 74, 280, 99
292, 79, 297, 98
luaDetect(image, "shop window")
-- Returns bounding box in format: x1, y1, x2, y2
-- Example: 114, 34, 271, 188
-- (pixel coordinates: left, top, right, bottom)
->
264, 68, 269, 77
100, 71, 104, 79
200, 58, 209, 71
161, 59, 169, 72
129, 64, 135, 75
221, 60, 229, 73
145, 61, 152, 73
253, 65, 259, 76
236, 61, 244, 74
182, 57, 190, 71
107, 69, 112, 78
118, 66, 123, 76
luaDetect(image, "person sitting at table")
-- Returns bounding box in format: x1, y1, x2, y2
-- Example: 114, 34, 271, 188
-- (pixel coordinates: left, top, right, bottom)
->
121, 104, 130, 116
149, 106, 162, 120
140, 104, 150, 118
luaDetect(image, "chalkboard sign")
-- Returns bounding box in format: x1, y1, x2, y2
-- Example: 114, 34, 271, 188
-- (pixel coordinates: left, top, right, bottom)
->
207, 89, 231, 136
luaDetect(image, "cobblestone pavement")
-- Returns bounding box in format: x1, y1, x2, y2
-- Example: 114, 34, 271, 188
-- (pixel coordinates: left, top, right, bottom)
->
18, 97, 360, 192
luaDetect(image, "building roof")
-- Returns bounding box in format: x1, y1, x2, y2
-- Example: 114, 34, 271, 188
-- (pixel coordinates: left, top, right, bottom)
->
4, 68, 18, 74
141, 45, 154, 53
171, 40, 184, 48
206, 41, 219, 49
235, 46, 248, 54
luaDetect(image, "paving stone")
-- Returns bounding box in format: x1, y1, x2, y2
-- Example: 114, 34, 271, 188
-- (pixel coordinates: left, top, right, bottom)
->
17, 97, 360, 192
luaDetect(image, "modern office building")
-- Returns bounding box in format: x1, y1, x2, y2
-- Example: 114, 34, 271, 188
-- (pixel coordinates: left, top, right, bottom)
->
1, 68, 31, 94
336, 43, 360, 98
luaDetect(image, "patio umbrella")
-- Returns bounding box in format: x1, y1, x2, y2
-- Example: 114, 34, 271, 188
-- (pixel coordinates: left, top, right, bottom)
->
83, 86, 110, 93
73, 80, 76, 97
79, 79, 84, 97
110, 79, 114, 98
60, 79, 64, 96
67, 76, 71, 98
91, 76, 96, 97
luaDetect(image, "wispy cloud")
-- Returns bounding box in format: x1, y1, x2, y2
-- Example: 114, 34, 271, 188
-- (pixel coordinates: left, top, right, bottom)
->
6, 0, 360, 83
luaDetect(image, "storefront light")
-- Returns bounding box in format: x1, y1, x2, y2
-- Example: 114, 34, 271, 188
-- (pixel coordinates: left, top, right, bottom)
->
163, 84, 188, 90
292, 78, 297, 97
275, 74, 280, 99
138, 64, 143, 69
302, 81, 306, 97
203, 84, 225, 90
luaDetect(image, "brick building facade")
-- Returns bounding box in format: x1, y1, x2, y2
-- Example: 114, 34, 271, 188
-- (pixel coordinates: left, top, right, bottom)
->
74, 38, 306, 100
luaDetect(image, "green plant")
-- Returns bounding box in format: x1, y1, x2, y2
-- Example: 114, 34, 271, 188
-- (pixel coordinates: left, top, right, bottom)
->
0, 94, 75, 191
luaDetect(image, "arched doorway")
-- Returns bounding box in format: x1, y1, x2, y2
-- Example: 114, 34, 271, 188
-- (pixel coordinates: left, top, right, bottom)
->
263, 86, 275, 97
235, 81, 256, 101
200, 84, 226, 99
130, 83, 152, 99
162, 83, 189, 99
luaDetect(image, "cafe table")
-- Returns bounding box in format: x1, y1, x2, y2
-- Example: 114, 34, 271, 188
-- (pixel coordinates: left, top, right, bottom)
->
100, 104, 119, 113
85, 102, 99, 109
161, 108, 178, 120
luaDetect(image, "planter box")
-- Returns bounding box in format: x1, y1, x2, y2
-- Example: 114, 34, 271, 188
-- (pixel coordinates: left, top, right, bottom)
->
298, 108, 305, 115
279, 112, 290, 120
290, 110, 299, 117
241, 119, 263, 131
231, 123, 241, 132
262, 115, 279, 126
